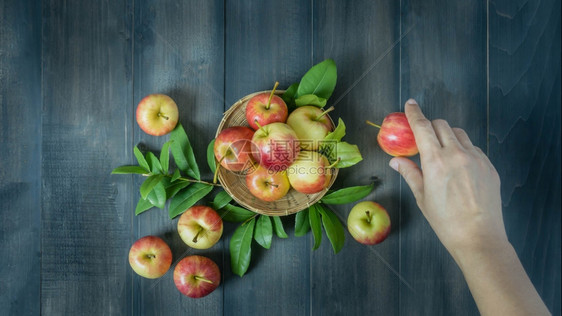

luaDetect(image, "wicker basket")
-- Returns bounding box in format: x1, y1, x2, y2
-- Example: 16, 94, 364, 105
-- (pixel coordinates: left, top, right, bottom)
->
215, 90, 338, 216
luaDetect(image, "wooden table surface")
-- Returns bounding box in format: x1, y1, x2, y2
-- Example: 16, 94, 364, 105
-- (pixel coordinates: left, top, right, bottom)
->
1, 0, 560, 315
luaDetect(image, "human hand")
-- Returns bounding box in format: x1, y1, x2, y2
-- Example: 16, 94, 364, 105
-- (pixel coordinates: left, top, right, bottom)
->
389, 99, 508, 261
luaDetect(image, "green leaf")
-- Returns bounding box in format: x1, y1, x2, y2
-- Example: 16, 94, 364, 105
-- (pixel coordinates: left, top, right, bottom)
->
165, 181, 190, 199
324, 118, 346, 142
254, 216, 273, 249
296, 59, 337, 100
212, 190, 232, 210
168, 183, 213, 218
230, 218, 256, 277
317, 205, 345, 254
145, 152, 163, 174
135, 198, 155, 215
282, 82, 298, 107
294, 209, 311, 237
146, 181, 166, 209
207, 139, 216, 174
217, 204, 255, 222
309, 205, 322, 250
171, 169, 181, 182
170, 124, 201, 180
133, 146, 150, 172
271, 216, 288, 238
328, 142, 363, 168
160, 141, 171, 174
111, 165, 148, 175
295, 94, 327, 108
321, 183, 374, 205
140, 174, 164, 199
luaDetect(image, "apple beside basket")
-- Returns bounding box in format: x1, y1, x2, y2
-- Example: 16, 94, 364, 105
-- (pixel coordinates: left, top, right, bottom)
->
215, 90, 338, 216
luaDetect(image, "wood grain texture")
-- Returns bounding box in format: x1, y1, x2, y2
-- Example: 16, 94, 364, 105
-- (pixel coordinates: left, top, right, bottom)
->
132, 0, 225, 315
0, 1, 41, 315
223, 1, 313, 315
489, 0, 561, 314
41, 1, 134, 314
311, 1, 402, 315
399, 1, 486, 315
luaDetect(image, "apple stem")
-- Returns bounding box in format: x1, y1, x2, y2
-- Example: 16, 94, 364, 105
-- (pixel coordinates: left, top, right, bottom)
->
194, 276, 214, 284
158, 112, 170, 120
254, 120, 267, 135
315, 106, 335, 121
327, 158, 341, 169
192, 227, 204, 243
266, 81, 279, 110
146, 254, 156, 259
266, 182, 279, 188
213, 155, 228, 184
365, 210, 372, 224
365, 120, 381, 129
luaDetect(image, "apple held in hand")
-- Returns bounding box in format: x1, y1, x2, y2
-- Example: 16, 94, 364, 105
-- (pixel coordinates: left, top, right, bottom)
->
366, 113, 418, 157
287, 151, 333, 194
178, 206, 223, 249
246, 165, 291, 202
214, 126, 256, 172
246, 82, 288, 130
252, 122, 300, 171
287, 105, 334, 150
347, 201, 391, 245
174, 255, 221, 298
128, 236, 172, 279
136, 94, 179, 136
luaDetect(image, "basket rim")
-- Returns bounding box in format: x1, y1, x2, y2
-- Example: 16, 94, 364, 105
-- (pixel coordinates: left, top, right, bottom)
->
215, 90, 338, 216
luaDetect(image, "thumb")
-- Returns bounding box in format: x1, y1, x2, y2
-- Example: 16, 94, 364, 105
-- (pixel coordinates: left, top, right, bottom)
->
389, 157, 424, 201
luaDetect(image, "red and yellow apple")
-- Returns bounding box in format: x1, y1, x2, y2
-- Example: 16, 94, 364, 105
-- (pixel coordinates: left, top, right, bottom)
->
214, 126, 256, 172
174, 255, 221, 298
136, 94, 179, 136
128, 235, 172, 279
246, 165, 291, 202
286, 105, 334, 150
246, 82, 288, 130
367, 113, 418, 157
347, 201, 391, 245
286, 151, 332, 194
177, 206, 223, 249
252, 122, 300, 171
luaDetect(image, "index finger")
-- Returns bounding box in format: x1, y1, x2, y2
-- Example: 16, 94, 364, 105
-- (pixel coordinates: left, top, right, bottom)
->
404, 99, 441, 154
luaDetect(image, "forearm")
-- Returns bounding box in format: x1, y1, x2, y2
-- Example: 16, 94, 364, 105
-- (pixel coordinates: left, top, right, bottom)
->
452, 242, 551, 316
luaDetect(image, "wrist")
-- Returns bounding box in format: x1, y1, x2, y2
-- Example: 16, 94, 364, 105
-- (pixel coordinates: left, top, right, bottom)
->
450, 238, 514, 272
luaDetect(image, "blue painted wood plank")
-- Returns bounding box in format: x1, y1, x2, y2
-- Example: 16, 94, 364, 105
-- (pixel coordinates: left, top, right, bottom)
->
223, 1, 313, 315
40, 0, 134, 314
311, 1, 401, 315
489, 0, 561, 314
132, 0, 225, 314
0, 1, 41, 315
399, 1, 486, 315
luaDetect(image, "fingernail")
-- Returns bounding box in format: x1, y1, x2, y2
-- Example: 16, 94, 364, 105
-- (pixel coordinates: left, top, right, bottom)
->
406, 99, 418, 106
389, 159, 399, 171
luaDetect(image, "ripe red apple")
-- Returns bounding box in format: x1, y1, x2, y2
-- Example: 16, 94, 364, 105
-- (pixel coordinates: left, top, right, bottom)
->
246, 82, 288, 130
128, 236, 172, 279
174, 255, 221, 298
136, 94, 179, 136
252, 122, 300, 171
347, 201, 391, 245
246, 165, 291, 202
177, 206, 223, 249
366, 113, 418, 157
214, 126, 256, 172
286, 151, 333, 194
286, 105, 334, 150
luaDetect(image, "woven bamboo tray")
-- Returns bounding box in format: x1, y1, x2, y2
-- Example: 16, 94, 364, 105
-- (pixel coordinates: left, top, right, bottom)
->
215, 90, 338, 216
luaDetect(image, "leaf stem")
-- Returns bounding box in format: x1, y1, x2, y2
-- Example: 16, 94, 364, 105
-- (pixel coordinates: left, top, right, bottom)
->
242, 214, 259, 226
143, 173, 221, 187
365, 120, 381, 129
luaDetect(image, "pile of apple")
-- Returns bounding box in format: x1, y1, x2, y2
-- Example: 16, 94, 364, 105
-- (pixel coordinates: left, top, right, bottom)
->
214, 82, 336, 202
